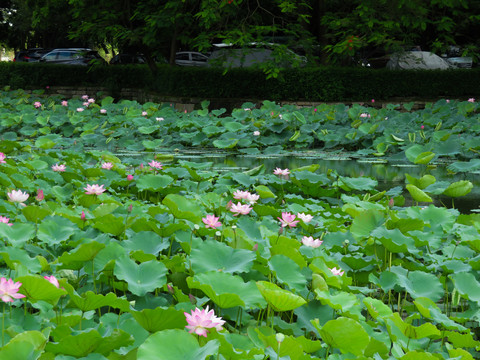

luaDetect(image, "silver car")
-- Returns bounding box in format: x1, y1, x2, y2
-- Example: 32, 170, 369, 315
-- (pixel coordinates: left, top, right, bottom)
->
175, 51, 209, 66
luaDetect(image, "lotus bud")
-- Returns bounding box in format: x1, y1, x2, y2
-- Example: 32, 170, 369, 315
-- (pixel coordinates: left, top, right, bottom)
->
167, 284, 174, 294
188, 293, 196, 305
81, 211, 86, 221
127, 174, 134, 181
226, 200, 233, 210
278, 227, 283, 235
36, 189, 44, 201
388, 198, 394, 208
128, 204, 133, 213
252, 243, 258, 251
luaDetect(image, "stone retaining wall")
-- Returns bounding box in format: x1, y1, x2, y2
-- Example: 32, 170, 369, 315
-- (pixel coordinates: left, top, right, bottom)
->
42, 86, 447, 112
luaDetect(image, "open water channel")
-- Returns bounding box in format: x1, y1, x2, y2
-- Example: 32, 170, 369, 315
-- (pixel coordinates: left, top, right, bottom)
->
168, 151, 480, 214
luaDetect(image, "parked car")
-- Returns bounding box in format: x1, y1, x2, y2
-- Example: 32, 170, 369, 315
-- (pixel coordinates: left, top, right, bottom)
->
207, 43, 307, 68
110, 53, 147, 65
14, 48, 51, 62
386, 51, 452, 70
39, 48, 105, 66
175, 51, 209, 66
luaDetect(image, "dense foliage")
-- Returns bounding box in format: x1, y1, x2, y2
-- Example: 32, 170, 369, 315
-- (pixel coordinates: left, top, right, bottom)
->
2, 0, 479, 66
0, 89, 479, 358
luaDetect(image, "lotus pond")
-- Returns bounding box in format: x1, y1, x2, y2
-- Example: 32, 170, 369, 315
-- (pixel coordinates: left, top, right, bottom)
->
0, 88, 479, 359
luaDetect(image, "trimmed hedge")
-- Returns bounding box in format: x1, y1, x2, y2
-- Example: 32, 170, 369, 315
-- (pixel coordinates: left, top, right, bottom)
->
0, 62, 479, 101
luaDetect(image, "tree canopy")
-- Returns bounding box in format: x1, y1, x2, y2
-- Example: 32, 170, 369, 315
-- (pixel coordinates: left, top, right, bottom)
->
1, 0, 479, 66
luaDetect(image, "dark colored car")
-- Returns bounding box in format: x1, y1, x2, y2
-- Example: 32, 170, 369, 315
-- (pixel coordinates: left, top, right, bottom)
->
14, 48, 51, 62
110, 53, 147, 65
39, 48, 105, 66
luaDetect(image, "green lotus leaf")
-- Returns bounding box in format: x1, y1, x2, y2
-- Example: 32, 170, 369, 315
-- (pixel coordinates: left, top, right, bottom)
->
123, 231, 169, 255
35, 136, 56, 149
318, 317, 370, 356
447, 159, 480, 173
406, 184, 433, 202
142, 139, 164, 149
138, 125, 158, 134
268, 254, 307, 293
230, 172, 255, 187
363, 297, 392, 319
212, 138, 238, 149
400, 350, 438, 359
22, 205, 52, 222
405, 144, 427, 163
67, 290, 130, 313
114, 255, 168, 296
190, 239, 255, 274
314, 289, 364, 320
92, 203, 119, 217
137, 329, 219, 360
350, 210, 385, 240
136, 174, 174, 192
187, 271, 266, 309
442, 180, 473, 197
0, 223, 36, 247
45, 329, 133, 357
0, 247, 42, 272
405, 174, 436, 189
130, 307, 187, 333
162, 194, 202, 222
414, 297, 467, 331
390, 266, 444, 302
339, 176, 378, 191
414, 151, 435, 164
57, 241, 106, 270
256, 281, 306, 311
0, 341, 37, 360
371, 227, 417, 254
16, 275, 66, 305
92, 214, 125, 236
450, 272, 480, 302
37, 216, 78, 245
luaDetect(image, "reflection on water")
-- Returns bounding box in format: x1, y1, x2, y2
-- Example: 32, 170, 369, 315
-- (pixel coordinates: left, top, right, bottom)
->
173, 153, 480, 213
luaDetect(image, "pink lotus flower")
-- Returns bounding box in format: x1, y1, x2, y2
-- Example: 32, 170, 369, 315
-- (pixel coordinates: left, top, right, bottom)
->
233, 190, 250, 200
101, 162, 113, 170
277, 212, 299, 228
184, 306, 225, 337
83, 102, 89, 107
230, 202, 252, 216
297, 213, 313, 223
51, 163, 66, 172
421, 125, 425, 130
301, 236, 322, 248
202, 214, 222, 229
7, 189, 29, 204
84, 184, 106, 195
360, 113, 370, 118
88, 98, 95, 104
468, 98, 475, 103
253, 131, 260, 136
371, 99, 375, 103
148, 160, 163, 170
127, 174, 134, 181
0, 278, 25, 303
142, 111, 148, 116
44, 275, 59, 288
0, 216, 12, 226
100, 109, 107, 114
0, 152, 6, 164
274, 168, 290, 179
61, 100, 68, 106
156, 117, 164, 121
76, 108, 84, 112
34, 101, 41, 108
330, 267, 344, 276
36, 189, 44, 201
82, 95, 89, 100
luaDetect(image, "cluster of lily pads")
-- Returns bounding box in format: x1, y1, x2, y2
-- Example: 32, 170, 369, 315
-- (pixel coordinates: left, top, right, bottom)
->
0, 88, 479, 359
